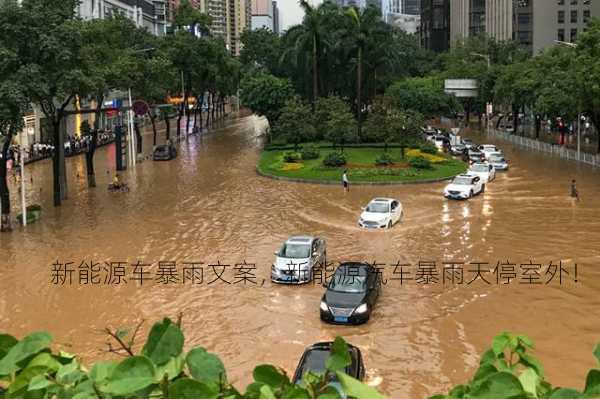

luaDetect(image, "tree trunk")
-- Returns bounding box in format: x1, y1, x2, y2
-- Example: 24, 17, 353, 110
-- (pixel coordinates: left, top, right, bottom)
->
52, 119, 62, 206
198, 93, 204, 131
211, 93, 216, 121
165, 116, 171, 142
512, 105, 519, 135
134, 121, 142, 154
535, 115, 541, 139
357, 46, 363, 140
591, 113, 600, 154
312, 35, 318, 109
205, 92, 211, 127
0, 135, 11, 232
176, 102, 183, 138
150, 112, 158, 146
86, 96, 103, 188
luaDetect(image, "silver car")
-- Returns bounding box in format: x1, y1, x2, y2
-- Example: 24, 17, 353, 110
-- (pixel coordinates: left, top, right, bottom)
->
271, 236, 326, 284
488, 152, 509, 171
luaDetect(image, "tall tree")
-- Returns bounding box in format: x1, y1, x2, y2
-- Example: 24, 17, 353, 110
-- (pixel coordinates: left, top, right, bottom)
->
17, 0, 85, 206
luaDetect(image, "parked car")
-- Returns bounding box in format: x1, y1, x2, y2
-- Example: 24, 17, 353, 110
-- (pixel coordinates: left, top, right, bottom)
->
462, 138, 477, 150
464, 149, 486, 164
488, 152, 509, 171
467, 162, 496, 183
292, 341, 366, 396
443, 174, 485, 200
358, 198, 403, 229
153, 144, 177, 161
271, 236, 326, 284
320, 262, 382, 325
450, 143, 467, 156
477, 144, 501, 160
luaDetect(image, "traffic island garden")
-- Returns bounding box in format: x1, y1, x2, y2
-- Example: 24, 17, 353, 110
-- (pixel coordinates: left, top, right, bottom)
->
258, 143, 467, 184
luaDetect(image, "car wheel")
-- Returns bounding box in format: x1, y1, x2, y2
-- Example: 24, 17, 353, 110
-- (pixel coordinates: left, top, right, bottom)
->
469, 190, 474, 198
481, 184, 486, 193
387, 221, 392, 229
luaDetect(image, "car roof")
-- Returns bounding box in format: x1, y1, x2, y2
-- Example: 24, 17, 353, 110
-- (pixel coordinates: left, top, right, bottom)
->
335, 262, 370, 275
286, 235, 315, 244
370, 197, 397, 203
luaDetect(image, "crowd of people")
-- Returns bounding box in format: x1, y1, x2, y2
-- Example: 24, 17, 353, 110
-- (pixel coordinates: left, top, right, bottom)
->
13, 129, 116, 164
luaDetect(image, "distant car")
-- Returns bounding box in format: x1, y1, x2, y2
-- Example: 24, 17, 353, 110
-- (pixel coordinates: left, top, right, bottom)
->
358, 198, 403, 229
320, 262, 382, 325
292, 341, 366, 396
450, 143, 467, 156
444, 174, 485, 200
462, 138, 477, 150
477, 144, 501, 160
488, 152, 509, 171
467, 162, 496, 183
271, 236, 326, 284
431, 135, 451, 152
153, 144, 177, 161
465, 149, 485, 164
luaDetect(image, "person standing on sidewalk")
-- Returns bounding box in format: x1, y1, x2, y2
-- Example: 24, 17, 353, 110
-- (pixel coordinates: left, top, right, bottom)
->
571, 179, 579, 201
342, 170, 349, 193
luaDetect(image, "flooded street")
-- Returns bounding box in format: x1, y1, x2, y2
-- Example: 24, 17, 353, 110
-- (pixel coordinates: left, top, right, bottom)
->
1, 115, 599, 398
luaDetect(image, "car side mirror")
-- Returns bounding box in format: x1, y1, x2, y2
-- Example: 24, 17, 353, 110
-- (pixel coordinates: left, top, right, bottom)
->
312, 251, 318, 257
274, 251, 279, 256
361, 206, 366, 211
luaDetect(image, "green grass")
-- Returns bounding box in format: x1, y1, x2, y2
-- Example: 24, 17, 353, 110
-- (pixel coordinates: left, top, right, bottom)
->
258, 145, 468, 183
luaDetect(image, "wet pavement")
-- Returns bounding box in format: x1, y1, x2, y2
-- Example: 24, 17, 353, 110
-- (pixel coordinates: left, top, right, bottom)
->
1, 115, 599, 398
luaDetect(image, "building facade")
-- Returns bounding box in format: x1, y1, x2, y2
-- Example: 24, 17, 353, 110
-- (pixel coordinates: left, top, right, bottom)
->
251, 0, 273, 31
447, 0, 600, 54
381, 0, 421, 33
78, 0, 168, 35
272, 0, 280, 34
421, 0, 450, 52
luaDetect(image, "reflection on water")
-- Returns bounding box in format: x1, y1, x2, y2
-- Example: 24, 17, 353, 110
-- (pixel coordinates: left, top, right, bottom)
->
1, 116, 599, 398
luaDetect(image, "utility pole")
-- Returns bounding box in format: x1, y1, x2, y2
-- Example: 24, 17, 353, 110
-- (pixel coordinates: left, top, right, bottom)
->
128, 88, 136, 167
19, 131, 26, 226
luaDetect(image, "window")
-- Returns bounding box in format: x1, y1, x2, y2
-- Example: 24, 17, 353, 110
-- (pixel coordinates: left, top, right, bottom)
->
571, 28, 578, 41
583, 0, 590, 4
558, 28, 565, 41
557, 0, 564, 4
571, 10, 578, 23
584, 9, 591, 23
570, 0, 577, 4
558, 10, 565, 23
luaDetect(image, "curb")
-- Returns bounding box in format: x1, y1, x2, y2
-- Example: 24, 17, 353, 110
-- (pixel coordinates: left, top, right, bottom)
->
256, 167, 455, 186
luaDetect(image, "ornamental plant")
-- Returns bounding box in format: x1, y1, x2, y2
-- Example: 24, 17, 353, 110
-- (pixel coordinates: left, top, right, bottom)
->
0, 317, 385, 399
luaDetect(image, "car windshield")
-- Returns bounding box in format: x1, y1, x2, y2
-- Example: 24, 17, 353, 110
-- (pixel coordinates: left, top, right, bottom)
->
328, 274, 367, 293
471, 164, 489, 172
452, 177, 473, 185
279, 243, 311, 259
366, 202, 389, 213
490, 155, 505, 162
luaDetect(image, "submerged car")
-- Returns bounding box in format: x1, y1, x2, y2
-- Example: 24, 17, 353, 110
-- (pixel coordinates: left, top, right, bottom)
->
467, 162, 496, 183
153, 144, 177, 161
478, 144, 501, 160
320, 262, 382, 325
358, 198, 403, 229
292, 342, 366, 389
271, 236, 326, 284
488, 152, 509, 171
450, 143, 467, 156
465, 149, 486, 164
444, 174, 485, 200
462, 138, 476, 150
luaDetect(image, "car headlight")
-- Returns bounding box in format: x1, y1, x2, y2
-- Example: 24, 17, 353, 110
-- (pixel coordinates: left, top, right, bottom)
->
354, 303, 368, 314
320, 301, 329, 312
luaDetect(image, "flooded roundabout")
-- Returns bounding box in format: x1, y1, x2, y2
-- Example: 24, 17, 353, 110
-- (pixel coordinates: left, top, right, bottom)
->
1, 114, 599, 398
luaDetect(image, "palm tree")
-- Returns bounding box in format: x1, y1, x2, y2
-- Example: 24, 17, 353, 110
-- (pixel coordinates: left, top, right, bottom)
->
344, 5, 382, 137
283, 0, 324, 107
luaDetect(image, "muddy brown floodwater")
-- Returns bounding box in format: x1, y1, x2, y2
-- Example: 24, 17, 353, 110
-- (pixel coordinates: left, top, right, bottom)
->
1, 114, 599, 398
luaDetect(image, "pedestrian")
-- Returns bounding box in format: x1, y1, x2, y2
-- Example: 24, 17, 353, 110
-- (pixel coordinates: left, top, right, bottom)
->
342, 169, 349, 193
570, 179, 579, 201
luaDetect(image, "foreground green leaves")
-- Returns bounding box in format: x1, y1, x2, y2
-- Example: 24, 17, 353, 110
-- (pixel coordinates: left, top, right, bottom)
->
430, 332, 600, 399
0, 318, 384, 399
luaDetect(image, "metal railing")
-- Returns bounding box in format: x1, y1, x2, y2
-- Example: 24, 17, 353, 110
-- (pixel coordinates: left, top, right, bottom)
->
485, 128, 600, 167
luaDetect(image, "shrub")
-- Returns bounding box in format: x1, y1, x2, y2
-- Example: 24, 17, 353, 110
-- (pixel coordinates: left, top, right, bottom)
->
283, 151, 301, 163
323, 152, 347, 167
375, 152, 394, 166
420, 142, 439, 155
301, 144, 320, 160
281, 162, 304, 171
409, 155, 432, 169
406, 149, 446, 163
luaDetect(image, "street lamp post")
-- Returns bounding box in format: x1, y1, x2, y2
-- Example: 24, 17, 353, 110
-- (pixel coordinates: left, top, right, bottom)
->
19, 131, 26, 226
554, 40, 581, 157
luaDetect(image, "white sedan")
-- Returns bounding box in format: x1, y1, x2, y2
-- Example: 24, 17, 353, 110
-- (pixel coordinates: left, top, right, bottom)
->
478, 144, 501, 160
467, 162, 496, 183
444, 174, 484, 200
358, 198, 403, 229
